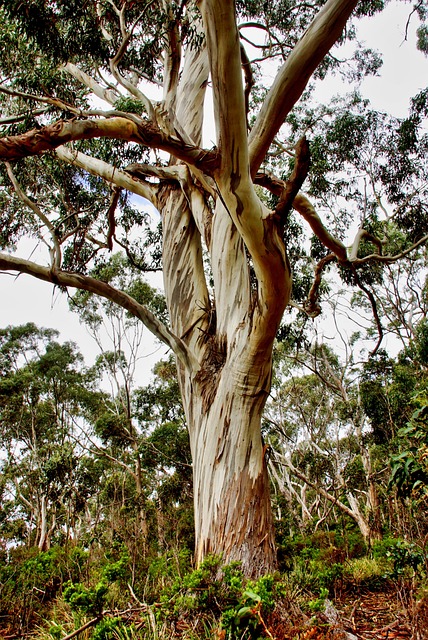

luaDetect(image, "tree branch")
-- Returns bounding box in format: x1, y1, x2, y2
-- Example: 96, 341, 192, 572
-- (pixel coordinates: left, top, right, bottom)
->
275, 455, 363, 525
293, 193, 348, 262
55, 146, 158, 206
5, 163, 62, 269
274, 136, 310, 225
351, 234, 428, 265
248, 0, 359, 175
351, 266, 384, 357
304, 253, 337, 318
0, 253, 193, 368
0, 116, 220, 174
63, 62, 119, 105
0, 117, 140, 161
198, 0, 248, 176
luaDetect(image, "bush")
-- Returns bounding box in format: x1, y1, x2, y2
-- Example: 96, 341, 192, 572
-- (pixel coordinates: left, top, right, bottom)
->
0, 546, 70, 633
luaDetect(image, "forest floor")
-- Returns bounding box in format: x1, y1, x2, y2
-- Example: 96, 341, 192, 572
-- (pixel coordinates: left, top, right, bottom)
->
267, 584, 428, 640
327, 585, 428, 640
336, 589, 412, 639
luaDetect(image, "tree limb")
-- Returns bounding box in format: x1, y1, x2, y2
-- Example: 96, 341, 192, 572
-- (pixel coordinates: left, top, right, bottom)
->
293, 193, 348, 262
351, 266, 384, 357
55, 146, 158, 206
248, 0, 359, 175
274, 136, 310, 225
198, 0, 248, 177
304, 253, 337, 318
0, 116, 220, 174
275, 455, 364, 525
63, 62, 119, 105
106, 187, 120, 251
5, 163, 62, 269
0, 253, 193, 369
351, 234, 428, 265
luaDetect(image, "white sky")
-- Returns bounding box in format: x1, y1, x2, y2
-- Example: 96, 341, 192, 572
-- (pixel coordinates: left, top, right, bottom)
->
0, 1, 427, 381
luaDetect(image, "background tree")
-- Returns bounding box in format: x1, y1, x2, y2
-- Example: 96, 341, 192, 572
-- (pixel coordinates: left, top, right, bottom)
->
0, 0, 427, 575
0, 324, 99, 550
265, 340, 384, 545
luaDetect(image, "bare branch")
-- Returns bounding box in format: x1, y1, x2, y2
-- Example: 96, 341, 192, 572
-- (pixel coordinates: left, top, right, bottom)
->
198, 0, 248, 176
293, 193, 348, 262
304, 253, 337, 318
349, 225, 385, 261
109, 2, 156, 116
0, 84, 76, 111
351, 234, 428, 266
55, 146, 158, 206
162, 1, 182, 111
0, 116, 220, 175
274, 136, 310, 224
63, 63, 119, 105
0, 108, 48, 125
0, 253, 193, 369
106, 187, 120, 251
5, 163, 62, 268
351, 266, 384, 357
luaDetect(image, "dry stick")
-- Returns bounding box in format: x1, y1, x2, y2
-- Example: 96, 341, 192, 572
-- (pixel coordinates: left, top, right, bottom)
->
61, 617, 100, 640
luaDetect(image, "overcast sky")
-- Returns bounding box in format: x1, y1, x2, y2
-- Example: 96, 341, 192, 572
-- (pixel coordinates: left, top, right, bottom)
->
1, 1, 427, 382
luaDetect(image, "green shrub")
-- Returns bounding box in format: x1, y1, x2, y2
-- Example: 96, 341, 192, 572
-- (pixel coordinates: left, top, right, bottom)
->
385, 540, 426, 579
63, 580, 109, 616
92, 617, 122, 640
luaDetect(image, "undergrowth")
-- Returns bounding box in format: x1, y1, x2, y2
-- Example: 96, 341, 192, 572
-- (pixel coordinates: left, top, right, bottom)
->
1, 533, 427, 639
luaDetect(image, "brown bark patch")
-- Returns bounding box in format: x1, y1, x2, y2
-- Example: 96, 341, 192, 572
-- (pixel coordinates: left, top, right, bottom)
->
207, 465, 276, 577
195, 333, 227, 412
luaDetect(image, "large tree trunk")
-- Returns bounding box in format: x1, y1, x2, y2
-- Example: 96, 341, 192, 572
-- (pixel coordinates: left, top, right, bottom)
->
160, 178, 281, 575
188, 359, 276, 575
0, 0, 361, 578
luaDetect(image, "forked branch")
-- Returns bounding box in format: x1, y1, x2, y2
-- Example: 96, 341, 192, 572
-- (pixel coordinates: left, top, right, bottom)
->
249, 0, 359, 175
5, 163, 62, 269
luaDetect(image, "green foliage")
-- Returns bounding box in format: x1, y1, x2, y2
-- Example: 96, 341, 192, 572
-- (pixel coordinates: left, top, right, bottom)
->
0, 546, 82, 633
102, 550, 130, 583
384, 540, 426, 580
389, 391, 428, 501
63, 580, 109, 616
92, 617, 122, 640
114, 97, 144, 115
152, 555, 282, 639
306, 587, 329, 613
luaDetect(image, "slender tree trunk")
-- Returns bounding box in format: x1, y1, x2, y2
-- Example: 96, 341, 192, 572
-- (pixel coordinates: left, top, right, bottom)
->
361, 446, 382, 542
133, 447, 148, 550
38, 494, 49, 551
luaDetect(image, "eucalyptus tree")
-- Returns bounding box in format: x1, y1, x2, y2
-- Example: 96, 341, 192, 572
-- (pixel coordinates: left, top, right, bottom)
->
0, 0, 427, 575
0, 324, 99, 550
265, 341, 384, 543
